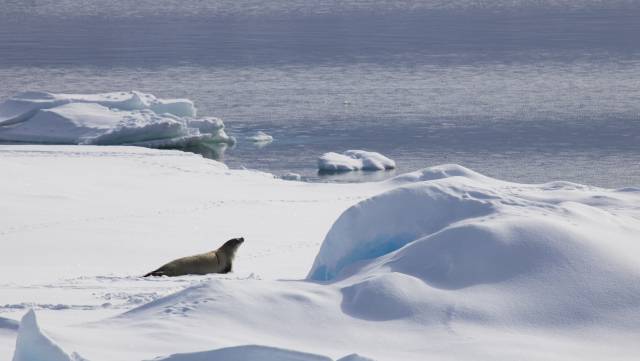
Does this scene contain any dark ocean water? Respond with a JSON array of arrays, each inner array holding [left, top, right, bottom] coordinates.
[[1, 0, 639, 186]]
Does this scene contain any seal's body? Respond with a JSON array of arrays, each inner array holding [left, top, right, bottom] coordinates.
[[143, 237, 244, 277]]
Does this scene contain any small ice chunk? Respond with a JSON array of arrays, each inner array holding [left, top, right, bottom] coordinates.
[[248, 131, 274, 143], [318, 150, 395, 172], [282, 172, 302, 181]]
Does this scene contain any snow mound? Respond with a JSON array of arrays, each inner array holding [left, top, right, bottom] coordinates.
[[308, 164, 640, 326], [156, 345, 331, 361], [12, 310, 85, 361], [308, 174, 494, 281], [388, 163, 489, 184], [0, 91, 234, 148], [155, 345, 374, 361], [317, 150, 395, 173], [336, 354, 376, 361], [248, 131, 274, 143], [0, 317, 19, 332]]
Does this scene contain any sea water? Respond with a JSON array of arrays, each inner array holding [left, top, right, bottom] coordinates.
[[1, 0, 638, 187]]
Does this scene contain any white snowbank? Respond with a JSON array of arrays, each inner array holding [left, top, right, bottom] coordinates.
[[308, 164, 640, 327], [248, 131, 274, 143], [0, 91, 234, 147], [0, 318, 19, 332], [388, 163, 489, 184], [157, 345, 331, 361], [156, 345, 375, 361], [336, 355, 375, 361], [317, 150, 395, 172], [12, 310, 84, 361]]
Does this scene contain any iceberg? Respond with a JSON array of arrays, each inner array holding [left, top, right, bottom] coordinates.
[[0, 91, 234, 148], [317, 150, 395, 173]]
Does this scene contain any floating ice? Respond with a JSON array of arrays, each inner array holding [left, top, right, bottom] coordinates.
[[248, 131, 274, 143], [281, 172, 302, 181], [317, 150, 395, 172], [0, 91, 234, 148]]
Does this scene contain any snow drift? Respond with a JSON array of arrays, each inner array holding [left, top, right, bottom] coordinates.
[[12, 310, 85, 361], [317, 150, 395, 172], [156, 345, 332, 361], [0, 91, 234, 147], [309, 164, 640, 327]]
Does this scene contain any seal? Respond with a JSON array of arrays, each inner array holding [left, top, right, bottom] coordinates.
[[143, 237, 244, 277]]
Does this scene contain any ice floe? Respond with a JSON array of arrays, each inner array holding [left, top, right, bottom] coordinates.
[[0, 91, 234, 148], [317, 150, 395, 172], [248, 131, 274, 143]]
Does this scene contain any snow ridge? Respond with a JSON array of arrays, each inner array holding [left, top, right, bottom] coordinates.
[[12, 309, 86, 361]]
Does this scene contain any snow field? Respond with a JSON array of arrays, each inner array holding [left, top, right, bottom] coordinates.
[[1, 146, 639, 360]]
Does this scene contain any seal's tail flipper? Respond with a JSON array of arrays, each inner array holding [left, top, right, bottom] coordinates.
[[143, 270, 164, 277]]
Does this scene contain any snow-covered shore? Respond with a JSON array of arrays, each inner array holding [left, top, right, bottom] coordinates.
[[1, 145, 640, 361]]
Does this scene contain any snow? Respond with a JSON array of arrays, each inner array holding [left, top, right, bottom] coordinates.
[[308, 163, 640, 330], [1, 146, 640, 361], [0, 318, 19, 332], [247, 131, 274, 143], [318, 150, 395, 172], [11, 310, 83, 361], [130, 344, 372, 361], [157, 345, 332, 361], [336, 355, 375, 361], [0, 92, 234, 147]]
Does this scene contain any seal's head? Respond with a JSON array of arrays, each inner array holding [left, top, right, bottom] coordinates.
[[220, 237, 244, 255]]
